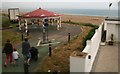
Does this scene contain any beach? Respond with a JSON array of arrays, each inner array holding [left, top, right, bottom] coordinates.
[[62, 14, 105, 25], [1, 10, 105, 25]]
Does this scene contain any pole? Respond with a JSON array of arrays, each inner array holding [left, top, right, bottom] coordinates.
[[68, 33, 71, 42], [21, 32, 24, 41], [43, 27, 46, 43], [109, 5, 110, 18], [24, 62, 29, 74], [46, 27, 48, 42], [49, 44, 52, 57], [27, 30, 29, 36]]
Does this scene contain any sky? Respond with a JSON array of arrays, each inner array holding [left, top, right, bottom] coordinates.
[[1, 0, 119, 2], [1, 0, 119, 10]]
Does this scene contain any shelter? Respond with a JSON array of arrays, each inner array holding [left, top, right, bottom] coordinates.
[[18, 8, 62, 31]]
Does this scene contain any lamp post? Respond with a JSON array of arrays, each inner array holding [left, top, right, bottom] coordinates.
[[108, 2, 112, 18]]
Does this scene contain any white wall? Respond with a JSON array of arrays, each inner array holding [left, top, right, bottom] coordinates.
[[105, 21, 120, 42], [70, 56, 85, 72], [70, 24, 102, 72]]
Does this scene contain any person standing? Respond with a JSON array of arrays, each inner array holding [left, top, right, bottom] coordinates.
[[3, 39, 13, 67], [12, 48, 19, 65], [22, 38, 31, 63]]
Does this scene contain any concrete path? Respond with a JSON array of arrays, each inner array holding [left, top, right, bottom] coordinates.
[[2, 24, 81, 72], [92, 43, 118, 72]]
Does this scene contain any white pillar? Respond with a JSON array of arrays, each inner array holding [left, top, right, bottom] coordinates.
[[51, 18, 54, 25], [42, 18, 45, 27], [59, 16, 61, 28], [57, 17, 61, 30], [57, 17, 59, 30], [18, 19, 21, 30], [104, 21, 107, 31], [24, 19, 28, 33]]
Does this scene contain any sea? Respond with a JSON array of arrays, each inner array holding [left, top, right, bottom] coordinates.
[[21, 8, 118, 17]]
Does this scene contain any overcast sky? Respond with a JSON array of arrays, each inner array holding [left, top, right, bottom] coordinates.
[[1, 0, 119, 10]]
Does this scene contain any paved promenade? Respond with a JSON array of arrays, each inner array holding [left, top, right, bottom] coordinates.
[[92, 43, 118, 72]]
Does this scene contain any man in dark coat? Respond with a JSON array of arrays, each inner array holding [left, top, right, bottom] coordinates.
[[3, 39, 13, 67], [22, 38, 30, 62]]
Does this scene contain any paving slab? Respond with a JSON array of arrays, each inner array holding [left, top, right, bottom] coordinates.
[[92, 43, 118, 72]]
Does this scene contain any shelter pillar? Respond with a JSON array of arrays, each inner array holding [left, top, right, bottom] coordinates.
[[51, 18, 54, 25], [57, 17, 60, 30], [24, 19, 28, 34], [18, 18, 21, 30], [59, 16, 62, 28]]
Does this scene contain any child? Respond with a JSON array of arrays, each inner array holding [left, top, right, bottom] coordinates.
[[26, 51, 31, 65], [12, 48, 19, 65]]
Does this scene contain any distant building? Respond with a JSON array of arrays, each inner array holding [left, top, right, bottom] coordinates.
[[104, 17, 120, 42]]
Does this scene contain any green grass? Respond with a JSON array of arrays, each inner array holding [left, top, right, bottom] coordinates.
[[2, 15, 11, 28], [62, 21, 99, 28], [2, 14, 19, 28], [2, 29, 21, 47]]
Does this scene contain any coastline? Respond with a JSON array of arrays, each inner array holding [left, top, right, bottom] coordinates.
[[1, 10, 105, 25], [62, 14, 105, 25]]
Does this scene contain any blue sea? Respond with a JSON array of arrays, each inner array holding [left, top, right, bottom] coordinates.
[[22, 8, 118, 17]]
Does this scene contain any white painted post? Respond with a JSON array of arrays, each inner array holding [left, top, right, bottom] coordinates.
[[57, 17, 60, 30], [25, 19, 28, 34], [104, 21, 107, 31], [51, 18, 54, 25], [18, 19, 21, 30], [59, 16, 62, 28]]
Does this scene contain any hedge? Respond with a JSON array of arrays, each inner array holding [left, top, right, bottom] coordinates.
[[82, 27, 98, 50], [62, 21, 99, 50]]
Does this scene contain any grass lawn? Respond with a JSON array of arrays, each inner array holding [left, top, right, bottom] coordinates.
[[2, 29, 21, 48]]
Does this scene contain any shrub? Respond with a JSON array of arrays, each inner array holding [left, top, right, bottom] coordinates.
[[62, 21, 99, 50], [2, 15, 11, 28], [81, 23, 99, 28], [82, 27, 98, 50]]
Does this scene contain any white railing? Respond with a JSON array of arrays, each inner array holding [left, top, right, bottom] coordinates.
[[70, 23, 103, 72]]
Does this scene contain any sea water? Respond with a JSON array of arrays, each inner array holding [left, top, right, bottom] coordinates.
[[47, 8, 118, 17], [20, 8, 118, 17]]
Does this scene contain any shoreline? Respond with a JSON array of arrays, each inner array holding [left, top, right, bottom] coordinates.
[[61, 13, 107, 17], [1, 10, 105, 25], [62, 14, 105, 25]]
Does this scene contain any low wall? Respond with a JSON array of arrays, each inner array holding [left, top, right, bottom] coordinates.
[[70, 24, 102, 72]]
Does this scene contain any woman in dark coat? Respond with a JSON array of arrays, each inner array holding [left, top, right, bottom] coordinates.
[[3, 39, 13, 67]]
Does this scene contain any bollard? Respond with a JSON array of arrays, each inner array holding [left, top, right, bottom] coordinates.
[[27, 30, 29, 36], [24, 62, 29, 74], [22, 33, 24, 41], [46, 27, 49, 41], [49, 44, 52, 57], [68, 33, 71, 42]]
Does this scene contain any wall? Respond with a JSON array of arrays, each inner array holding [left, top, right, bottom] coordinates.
[[105, 20, 120, 42], [70, 24, 102, 72], [70, 56, 85, 72]]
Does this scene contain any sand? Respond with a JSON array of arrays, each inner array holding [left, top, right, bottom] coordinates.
[[61, 14, 105, 25]]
